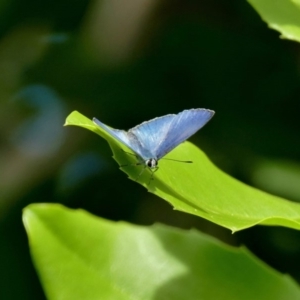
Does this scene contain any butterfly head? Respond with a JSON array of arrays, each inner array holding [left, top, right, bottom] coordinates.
[[145, 158, 158, 169]]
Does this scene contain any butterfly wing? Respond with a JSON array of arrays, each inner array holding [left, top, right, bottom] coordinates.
[[93, 118, 149, 159], [154, 109, 214, 158], [130, 109, 214, 159], [94, 108, 214, 161], [129, 114, 176, 159]]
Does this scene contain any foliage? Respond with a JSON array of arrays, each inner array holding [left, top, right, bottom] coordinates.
[[65, 111, 300, 232], [248, 0, 300, 42], [1, 0, 300, 299], [23, 204, 300, 300]]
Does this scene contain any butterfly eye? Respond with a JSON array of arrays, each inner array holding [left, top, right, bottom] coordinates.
[[146, 159, 158, 168]]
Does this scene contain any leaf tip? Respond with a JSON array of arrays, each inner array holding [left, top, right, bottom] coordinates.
[[64, 110, 80, 126], [22, 204, 38, 233]]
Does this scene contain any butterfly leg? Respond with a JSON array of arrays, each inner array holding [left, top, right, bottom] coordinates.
[[120, 162, 142, 167], [119, 149, 143, 168], [148, 167, 159, 185], [135, 165, 147, 181]]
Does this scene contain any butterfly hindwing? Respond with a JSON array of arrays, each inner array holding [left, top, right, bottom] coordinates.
[[93, 118, 154, 159]]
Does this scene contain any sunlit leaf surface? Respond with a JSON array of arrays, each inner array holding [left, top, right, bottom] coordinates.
[[23, 204, 300, 300], [248, 0, 300, 42]]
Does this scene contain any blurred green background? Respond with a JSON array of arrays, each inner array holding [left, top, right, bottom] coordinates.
[[1, 0, 300, 298]]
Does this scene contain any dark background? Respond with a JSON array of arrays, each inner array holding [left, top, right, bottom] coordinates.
[[1, 0, 300, 298]]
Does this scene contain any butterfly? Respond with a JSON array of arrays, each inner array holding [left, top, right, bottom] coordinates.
[[93, 108, 215, 180]]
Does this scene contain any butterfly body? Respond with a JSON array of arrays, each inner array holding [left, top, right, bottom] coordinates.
[[93, 108, 214, 173]]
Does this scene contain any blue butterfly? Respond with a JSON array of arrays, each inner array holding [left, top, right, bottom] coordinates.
[[93, 108, 214, 179]]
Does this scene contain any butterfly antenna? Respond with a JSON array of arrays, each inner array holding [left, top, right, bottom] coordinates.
[[160, 158, 193, 163], [135, 166, 147, 182]]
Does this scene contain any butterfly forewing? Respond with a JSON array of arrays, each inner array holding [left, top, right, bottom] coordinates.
[[153, 109, 214, 159]]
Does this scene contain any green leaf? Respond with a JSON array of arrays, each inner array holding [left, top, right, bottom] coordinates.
[[248, 0, 300, 43], [65, 111, 300, 231], [23, 203, 300, 300]]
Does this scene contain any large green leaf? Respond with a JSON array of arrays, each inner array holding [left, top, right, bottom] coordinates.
[[23, 204, 300, 300], [65, 111, 300, 231], [248, 0, 300, 43]]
